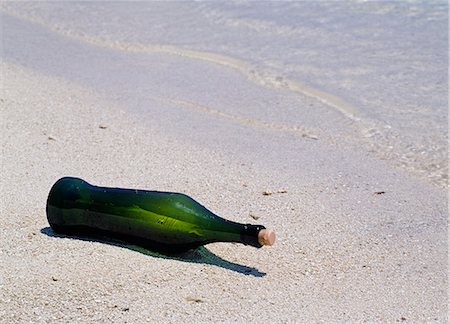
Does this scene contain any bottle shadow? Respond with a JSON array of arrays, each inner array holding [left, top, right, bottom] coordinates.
[[40, 227, 266, 277]]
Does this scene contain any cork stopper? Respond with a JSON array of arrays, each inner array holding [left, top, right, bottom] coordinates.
[[258, 229, 276, 246]]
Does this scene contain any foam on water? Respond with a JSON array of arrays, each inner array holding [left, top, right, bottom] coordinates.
[[1, 1, 447, 187]]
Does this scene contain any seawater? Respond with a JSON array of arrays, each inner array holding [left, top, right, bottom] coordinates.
[[1, 1, 447, 187]]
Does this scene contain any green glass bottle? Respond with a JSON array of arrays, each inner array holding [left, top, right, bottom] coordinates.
[[46, 177, 275, 252]]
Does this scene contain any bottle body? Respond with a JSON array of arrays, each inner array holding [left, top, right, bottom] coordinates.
[[46, 177, 268, 252]]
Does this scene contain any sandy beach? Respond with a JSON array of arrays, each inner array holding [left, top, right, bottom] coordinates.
[[1, 2, 448, 323]]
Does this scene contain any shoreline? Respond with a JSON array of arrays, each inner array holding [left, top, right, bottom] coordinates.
[[1, 4, 447, 189]]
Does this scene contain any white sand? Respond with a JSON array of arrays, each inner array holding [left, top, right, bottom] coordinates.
[[1, 4, 448, 323]]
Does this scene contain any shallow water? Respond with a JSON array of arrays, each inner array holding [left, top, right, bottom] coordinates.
[[1, 1, 447, 187]]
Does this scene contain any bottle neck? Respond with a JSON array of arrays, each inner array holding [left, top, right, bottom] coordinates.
[[239, 224, 266, 248]]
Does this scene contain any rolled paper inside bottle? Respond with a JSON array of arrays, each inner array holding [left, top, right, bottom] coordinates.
[[258, 229, 276, 246]]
